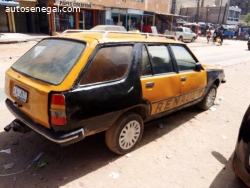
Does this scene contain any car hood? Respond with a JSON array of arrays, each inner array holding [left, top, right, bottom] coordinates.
[[202, 64, 222, 70]]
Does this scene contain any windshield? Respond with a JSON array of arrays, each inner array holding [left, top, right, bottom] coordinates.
[[11, 39, 86, 85]]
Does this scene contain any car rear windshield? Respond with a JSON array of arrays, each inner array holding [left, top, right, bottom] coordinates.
[[173, 28, 183, 32], [11, 39, 86, 85]]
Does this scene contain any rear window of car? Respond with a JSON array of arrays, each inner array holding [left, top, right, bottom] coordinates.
[[11, 39, 86, 85], [173, 28, 183, 32]]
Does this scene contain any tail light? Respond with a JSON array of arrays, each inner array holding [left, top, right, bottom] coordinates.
[[50, 94, 66, 126]]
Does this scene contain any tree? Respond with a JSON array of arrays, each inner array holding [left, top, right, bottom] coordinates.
[[245, 13, 250, 25]]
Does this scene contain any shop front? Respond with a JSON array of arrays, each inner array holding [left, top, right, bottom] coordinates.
[[106, 7, 154, 32], [0, 0, 19, 32], [155, 13, 190, 34], [50, 1, 105, 33]]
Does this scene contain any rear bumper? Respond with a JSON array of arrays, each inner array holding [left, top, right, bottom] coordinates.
[[5, 99, 85, 146]]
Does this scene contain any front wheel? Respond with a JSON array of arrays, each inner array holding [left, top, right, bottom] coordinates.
[[105, 113, 144, 155], [197, 84, 217, 110]]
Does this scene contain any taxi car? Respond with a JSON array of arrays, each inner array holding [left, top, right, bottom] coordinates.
[[232, 105, 250, 186], [4, 30, 226, 155]]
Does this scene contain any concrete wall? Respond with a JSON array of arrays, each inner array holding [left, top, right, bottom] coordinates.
[[175, 0, 230, 15], [180, 5, 229, 24]]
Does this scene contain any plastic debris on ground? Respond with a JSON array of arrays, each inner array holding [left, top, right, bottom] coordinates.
[[0, 149, 11, 154], [37, 161, 49, 168], [210, 107, 216, 111], [166, 155, 172, 159], [214, 96, 225, 105], [126, 153, 132, 158], [200, 129, 205, 132], [33, 152, 44, 163], [4, 163, 14, 169], [222, 135, 227, 139], [108, 172, 119, 179]]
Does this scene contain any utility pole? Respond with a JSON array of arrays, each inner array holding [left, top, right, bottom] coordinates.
[[217, 0, 222, 25], [196, 0, 200, 23], [206, 6, 209, 25], [222, 3, 228, 24]]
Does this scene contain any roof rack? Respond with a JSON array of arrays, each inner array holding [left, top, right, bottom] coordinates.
[[101, 31, 176, 40], [61, 29, 176, 41]]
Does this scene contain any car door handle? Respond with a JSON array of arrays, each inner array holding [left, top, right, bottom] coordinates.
[[181, 76, 186, 81], [146, 82, 154, 88]]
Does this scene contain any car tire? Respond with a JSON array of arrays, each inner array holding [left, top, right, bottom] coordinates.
[[191, 37, 195, 42], [178, 36, 183, 42], [248, 46, 250, 50], [197, 84, 217, 110], [105, 113, 144, 155]]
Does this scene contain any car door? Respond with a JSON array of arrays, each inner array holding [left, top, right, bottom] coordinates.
[[169, 44, 207, 105], [187, 28, 193, 40], [183, 28, 189, 40], [140, 44, 181, 116]]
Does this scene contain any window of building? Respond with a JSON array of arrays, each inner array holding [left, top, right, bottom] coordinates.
[[79, 10, 94, 30], [54, 11, 75, 32], [170, 45, 196, 71], [80, 45, 133, 85]]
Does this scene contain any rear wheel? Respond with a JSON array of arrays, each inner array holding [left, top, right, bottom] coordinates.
[[198, 84, 217, 110], [105, 113, 144, 155], [178, 36, 183, 42], [191, 37, 195, 42]]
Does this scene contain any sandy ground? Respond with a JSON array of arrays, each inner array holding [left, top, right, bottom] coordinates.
[[0, 39, 249, 188]]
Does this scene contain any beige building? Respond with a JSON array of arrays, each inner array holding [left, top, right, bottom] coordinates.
[[174, 0, 229, 15]]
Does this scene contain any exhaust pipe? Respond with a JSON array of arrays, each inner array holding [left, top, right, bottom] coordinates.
[[4, 121, 15, 132], [4, 120, 31, 133]]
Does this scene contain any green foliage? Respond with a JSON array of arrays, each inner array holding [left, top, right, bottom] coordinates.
[[245, 13, 250, 25]]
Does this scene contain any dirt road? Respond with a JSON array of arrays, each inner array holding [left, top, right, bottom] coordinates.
[[0, 39, 249, 188]]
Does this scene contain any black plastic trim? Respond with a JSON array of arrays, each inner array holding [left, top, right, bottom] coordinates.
[[5, 99, 85, 146]]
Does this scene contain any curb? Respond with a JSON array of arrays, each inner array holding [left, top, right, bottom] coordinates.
[[0, 37, 45, 44]]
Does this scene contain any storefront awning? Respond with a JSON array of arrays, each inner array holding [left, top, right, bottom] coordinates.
[[155, 12, 190, 19], [0, 1, 19, 6]]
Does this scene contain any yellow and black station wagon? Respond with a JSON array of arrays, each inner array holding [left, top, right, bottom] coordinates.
[[4, 31, 226, 154]]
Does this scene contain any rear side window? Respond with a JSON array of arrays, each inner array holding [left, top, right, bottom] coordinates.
[[147, 45, 173, 74], [170, 45, 196, 71], [140, 45, 152, 76], [80, 45, 132, 85], [11, 39, 85, 85], [173, 28, 182, 32]]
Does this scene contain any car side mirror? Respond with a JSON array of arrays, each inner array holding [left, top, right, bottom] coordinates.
[[195, 62, 202, 71]]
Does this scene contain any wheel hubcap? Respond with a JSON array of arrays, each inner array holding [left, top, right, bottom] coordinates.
[[206, 88, 216, 108], [119, 120, 141, 150]]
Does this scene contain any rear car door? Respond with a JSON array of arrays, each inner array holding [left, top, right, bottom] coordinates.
[[169, 44, 207, 103], [140, 44, 181, 116]]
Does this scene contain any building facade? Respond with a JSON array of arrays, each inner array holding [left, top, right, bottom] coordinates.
[[229, 0, 250, 15], [180, 5, 241, 25], [0, 0, 172, 34], [174, 0, 229, 15]]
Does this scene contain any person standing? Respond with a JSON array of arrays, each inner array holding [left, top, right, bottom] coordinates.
[[213, 29, 218, 44], [217, 30, 223, 45], [206, 29, 211, 43]]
